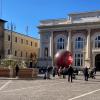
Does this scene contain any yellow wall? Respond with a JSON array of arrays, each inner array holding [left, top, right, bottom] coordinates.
[[4, 30, 40, 61]]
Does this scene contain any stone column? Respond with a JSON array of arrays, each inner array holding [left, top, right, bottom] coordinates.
[[49, 36, 52, 57], [40, 34, 42, 58], [51, 31, 54, 66], [86, 29, 91, 59], [67, 30, 71, 51], [85, 28, 91, 67]]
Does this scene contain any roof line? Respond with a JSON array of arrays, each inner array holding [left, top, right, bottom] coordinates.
[[4, 29, 40, 40], [69, 10, 100, 16]]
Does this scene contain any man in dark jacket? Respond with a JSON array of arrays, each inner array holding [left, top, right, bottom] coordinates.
[[83, 66, 89, 81], [67, 65, 74, 82], [15, 64, 19, 77]]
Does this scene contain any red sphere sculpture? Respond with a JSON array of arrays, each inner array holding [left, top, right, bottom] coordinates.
[[54, 50, 73, 68]]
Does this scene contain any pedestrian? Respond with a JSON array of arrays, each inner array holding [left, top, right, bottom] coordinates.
[[58, 66, 62, 78], [94, 66, 96, 74], [83, 66, 89, 81], [62, 67, 67, 79], [52, 67, 56, 78], [89, 69, 95, 79], [15, 64, 19, 77], [47, 65, 52, 79], [67, 65, 74, 82]]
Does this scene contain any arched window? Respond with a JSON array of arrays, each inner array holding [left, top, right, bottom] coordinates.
[[57, 37, 65, 50], [75, 37, 84, 49], [95, 36, 100, 48], [54, 34, 67, 52]]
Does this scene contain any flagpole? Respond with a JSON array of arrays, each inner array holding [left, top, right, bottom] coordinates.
[[0, 0, 2, 18], [10, 22, 13, 55], [26, 26, 29, 36]]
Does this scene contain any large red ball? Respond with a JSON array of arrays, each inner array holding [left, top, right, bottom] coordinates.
[[54, 50, 73, 68]]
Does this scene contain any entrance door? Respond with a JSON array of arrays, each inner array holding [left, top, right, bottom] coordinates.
[[95, 54, 100, 71]]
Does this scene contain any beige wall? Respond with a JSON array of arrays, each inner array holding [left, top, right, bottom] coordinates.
[[4, 30, 40, 61]]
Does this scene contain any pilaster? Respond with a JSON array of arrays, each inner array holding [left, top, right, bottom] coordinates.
[[67, 29, 71, 51], [40, 34, 42, 58], [51, 31, 54, 66], [85, 28, 91, 67]]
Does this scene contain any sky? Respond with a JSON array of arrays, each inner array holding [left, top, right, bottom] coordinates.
[[0, 0, 100, 39]]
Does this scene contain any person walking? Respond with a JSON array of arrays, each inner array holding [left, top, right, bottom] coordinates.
[[67, 65, 74, 82], [52, 67, 56, 78], [62, 67, 67, 79], [47, 65, 52, 79], [83, 66, 89, 81], [94, 66, 96, 74], [58, 66, 62, 78], [15, 64, 19, 77]]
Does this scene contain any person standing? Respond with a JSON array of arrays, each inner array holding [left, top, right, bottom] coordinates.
[[15, 64, 19, 77], [67, 65, 74, 82]]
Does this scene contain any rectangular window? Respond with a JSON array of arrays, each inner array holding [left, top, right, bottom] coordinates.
[[8, 49, 10, 54], [31, 42, 32, 46], [8, 35, 10, 41], [21, 39, 23, 44], [26, 40, 28, 45], [15, 50, 17, 56], [15, 37, 17, 42], [74, 53, 83, 67], [21, 51, 23, 57], [44, 47, 48, 57]]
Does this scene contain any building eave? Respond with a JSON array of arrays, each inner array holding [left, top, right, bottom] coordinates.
[[0, 19, 7, 23]]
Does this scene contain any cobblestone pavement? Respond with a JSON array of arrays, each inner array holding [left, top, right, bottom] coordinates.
[[0, 72, 100, 100]]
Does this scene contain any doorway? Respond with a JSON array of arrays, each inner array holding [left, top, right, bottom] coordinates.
[[95, 54, 100, 71]]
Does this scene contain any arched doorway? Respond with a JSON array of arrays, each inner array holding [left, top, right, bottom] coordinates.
[[95, 54, 100, 71]]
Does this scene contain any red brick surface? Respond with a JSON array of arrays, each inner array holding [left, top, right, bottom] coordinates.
[[0, 68, 10, 77]]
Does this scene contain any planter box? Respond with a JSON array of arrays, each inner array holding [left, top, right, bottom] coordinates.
[[0, 68, 10, 77], [0, 68, 39, 78], [18, 68, 39, 78]]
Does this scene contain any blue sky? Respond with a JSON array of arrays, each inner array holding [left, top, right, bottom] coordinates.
[[1, 0, 100, 39]]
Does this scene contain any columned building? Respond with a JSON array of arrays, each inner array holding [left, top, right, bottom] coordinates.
[[38, 11, 100, 71]]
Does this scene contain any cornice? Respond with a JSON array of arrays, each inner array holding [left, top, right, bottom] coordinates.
[[38, 21, 100, 31]]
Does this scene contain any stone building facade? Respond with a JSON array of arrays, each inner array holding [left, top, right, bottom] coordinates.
[[38, 11, 100, 71], [0, 19, 39, 67]]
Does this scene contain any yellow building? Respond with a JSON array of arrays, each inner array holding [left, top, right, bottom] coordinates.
[[0, 19, 39, 67]]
